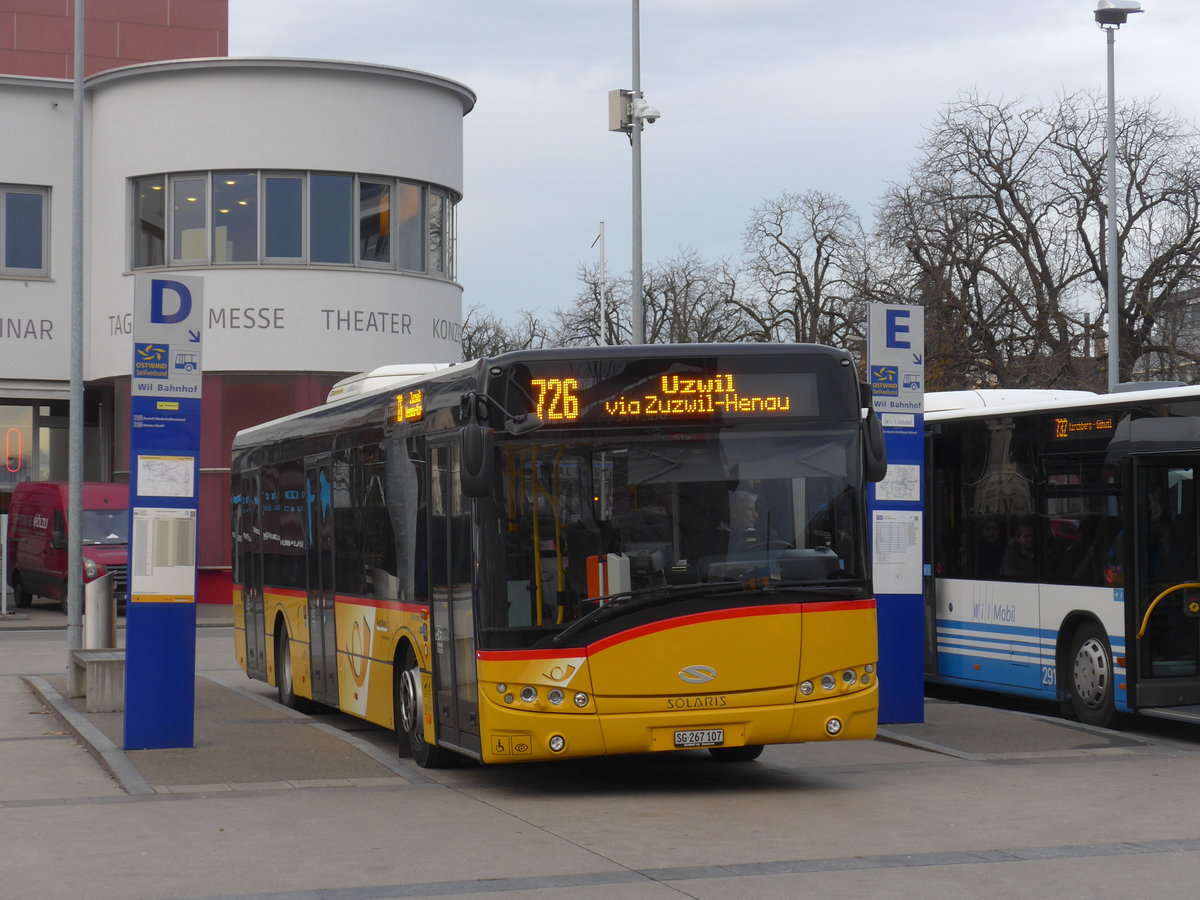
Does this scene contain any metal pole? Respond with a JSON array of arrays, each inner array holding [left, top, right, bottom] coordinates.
[[67, 0, 85, 692], [599, 221, 607, 344], [630, 0, 644, 344], [1105, 26, 1120, 392]]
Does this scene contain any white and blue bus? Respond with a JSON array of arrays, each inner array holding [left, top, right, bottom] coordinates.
[[925, 386, 1200, 727]]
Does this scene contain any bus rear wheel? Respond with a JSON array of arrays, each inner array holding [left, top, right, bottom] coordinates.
[[276, 627, 301, 710], [709, 744, 764, 762], [1066, 622, 1115, 728], [396, 646, 455, 769]]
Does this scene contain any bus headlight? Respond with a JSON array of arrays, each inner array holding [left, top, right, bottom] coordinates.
[[826, 718, 843, 736], [520, 686, 537, 703], [842, 670, 856, 685], [799, 680, 814, 696], [548, 735, 566, 753], [573, 692, 589, 708], [548, 689, 565, 705], [821, 674, 836, 692]]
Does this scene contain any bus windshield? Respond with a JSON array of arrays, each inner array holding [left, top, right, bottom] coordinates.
[[487, 427, 863, 647]]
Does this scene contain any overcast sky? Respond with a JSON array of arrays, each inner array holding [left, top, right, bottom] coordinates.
[[229, 0, 1200, 322]]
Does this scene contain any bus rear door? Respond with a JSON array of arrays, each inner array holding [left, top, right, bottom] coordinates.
[[240, 471, 267, 680], [305, 456, 339, 706]]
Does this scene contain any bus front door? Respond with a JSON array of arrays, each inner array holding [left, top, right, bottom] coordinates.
[[1131, 459, 1200, 712], [428, 442, 480, 756], [305, 457, 339, 706]]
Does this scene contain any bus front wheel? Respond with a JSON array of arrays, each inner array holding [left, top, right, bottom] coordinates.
[[1066, 622, 1115, 728], [396, 646, 455, 769]]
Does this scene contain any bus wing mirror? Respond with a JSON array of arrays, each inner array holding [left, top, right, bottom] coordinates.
[[864, 408, 888, 483], [461, 422, 495, 498]]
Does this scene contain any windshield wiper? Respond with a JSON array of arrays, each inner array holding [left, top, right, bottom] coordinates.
[[551, 581, 754, 647]]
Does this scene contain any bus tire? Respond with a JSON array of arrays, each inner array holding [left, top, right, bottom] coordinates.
[[1066, 621, 1115, 728], [11, 575, 32, 609], [396, 645, 455, 769], [708, 744, 764, 762], [276, 626, 302, 710]]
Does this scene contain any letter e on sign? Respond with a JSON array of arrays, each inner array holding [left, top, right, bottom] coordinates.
[[886, 309, 911, 349]]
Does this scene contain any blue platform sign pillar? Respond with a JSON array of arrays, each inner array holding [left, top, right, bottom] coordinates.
[[867, 302, 925, 724], [124, 274, 203, 750]]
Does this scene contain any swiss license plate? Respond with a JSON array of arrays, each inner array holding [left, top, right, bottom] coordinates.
[[674, 728, 724, 748]]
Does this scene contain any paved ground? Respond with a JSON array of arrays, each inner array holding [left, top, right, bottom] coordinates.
[[3, 600, 1199, 900]]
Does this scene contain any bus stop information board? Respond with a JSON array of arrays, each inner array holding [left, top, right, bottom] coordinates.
[[868, 303, 925, 724], [124, 275, 203, 750]]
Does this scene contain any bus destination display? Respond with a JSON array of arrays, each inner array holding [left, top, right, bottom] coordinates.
[[529, 370, 817, 425], [1051, 413, 1115, 441]]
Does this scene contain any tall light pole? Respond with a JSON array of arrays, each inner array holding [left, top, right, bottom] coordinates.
[[608, 1, 660, 345], [591, 221, 607, 344], [1096, 0, 1142, 392]]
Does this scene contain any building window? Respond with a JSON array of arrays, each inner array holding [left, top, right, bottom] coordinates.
[[428, 189, 445, 277], [172, 174, 208, 263], [1, 185, 49, 276], [213, 172, 258, 263], [359, 180, 391, 265], [396, 182, 424, 272], [133, 177, 165, 267], [310, 173, 354, 265], [264, 175, 303, 260], [130, 171, 457, 280]]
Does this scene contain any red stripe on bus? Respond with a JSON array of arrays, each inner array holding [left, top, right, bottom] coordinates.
[[333, 596, 427, 614], [475, 600, 873, 660]]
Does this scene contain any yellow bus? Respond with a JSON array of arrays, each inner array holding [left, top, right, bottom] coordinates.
[[231, 344, 887, 766]]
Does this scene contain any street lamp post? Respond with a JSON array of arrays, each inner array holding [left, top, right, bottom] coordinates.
[[608, 1, 660, 345], [1095, 0, 1142, 392]]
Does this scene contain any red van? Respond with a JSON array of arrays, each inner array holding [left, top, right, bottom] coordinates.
[[5, 482, 128, 614]]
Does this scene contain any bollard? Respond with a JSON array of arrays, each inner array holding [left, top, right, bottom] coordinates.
[[84, 572, 117, 649]]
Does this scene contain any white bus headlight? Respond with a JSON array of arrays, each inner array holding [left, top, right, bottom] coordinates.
[[573, 692, 589, 708], [548, 689, 565, 705]]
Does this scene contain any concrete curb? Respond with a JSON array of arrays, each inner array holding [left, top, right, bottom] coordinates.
[[23, 675, 157, 797]]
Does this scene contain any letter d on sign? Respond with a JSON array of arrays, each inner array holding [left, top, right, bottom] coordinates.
[[151, 279, 193, 325]]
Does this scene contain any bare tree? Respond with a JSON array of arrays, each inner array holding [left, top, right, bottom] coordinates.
[[549, 264, 629, 347], [1046, 92, 1200, 379], [878, 91, 1200, 389], [739, 190, 868, 349], [460, 304, 548, 360], [641, 251, 754, 344], [551, 253, 754, 347]]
